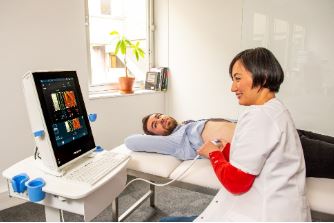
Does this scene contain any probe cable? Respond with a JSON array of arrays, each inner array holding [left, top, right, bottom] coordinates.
[[124, 155, 200, 188]]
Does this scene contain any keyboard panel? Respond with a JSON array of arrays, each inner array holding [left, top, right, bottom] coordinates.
[[63, 151, 129, 185]]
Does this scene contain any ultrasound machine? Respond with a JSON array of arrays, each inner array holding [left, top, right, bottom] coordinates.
[[22, 71, 129, 185]]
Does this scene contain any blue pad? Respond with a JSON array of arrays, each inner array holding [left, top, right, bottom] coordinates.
[[160, 216, 197, 222]]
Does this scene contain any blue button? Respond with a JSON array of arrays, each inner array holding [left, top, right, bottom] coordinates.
[[95, 146, 104, 152], [33, 130, 44, 138], [88, 113, 97, 122]]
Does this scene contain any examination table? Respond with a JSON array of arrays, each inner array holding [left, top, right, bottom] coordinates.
[[113, 144, 334, 220]]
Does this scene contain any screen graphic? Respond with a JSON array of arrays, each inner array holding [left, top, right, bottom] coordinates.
[[40, 78, 88, 147], [32, 71, 95, 168]]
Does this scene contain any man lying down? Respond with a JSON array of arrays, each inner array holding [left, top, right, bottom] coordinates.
[[125, 113, 236, 160], [124, 113, 334, 178]]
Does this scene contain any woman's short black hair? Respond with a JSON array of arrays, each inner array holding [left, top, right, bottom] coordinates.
[[229, 47, 284, 92]]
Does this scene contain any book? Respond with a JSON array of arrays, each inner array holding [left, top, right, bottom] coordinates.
[[145, 72, 160, 90], [148, 67, 169, 91], [161, 67, 169, 91], [156, 72, 161, 90]]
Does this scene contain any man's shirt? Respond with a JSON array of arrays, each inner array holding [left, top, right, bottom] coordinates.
[[124, 120, 207, 160]]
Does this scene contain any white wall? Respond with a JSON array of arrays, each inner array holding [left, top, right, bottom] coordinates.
[[155, 0, 334, 135], [0, 0, 164, 210], [242, 0, 334, 135], [155, 0, 243, 121]]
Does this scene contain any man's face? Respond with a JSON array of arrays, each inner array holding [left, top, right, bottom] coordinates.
[[147, 113, 178, 136]]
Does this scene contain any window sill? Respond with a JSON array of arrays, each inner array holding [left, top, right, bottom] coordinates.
[[89, 88, 165, 100]]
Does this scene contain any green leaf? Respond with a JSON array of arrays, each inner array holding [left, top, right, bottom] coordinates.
[[120, 41, 126, 55], [115, 41, 121, 55], [110, 30, 145, 62], [135, 50, 139, 61], [138, 48, 145, 57], [109, 30, 119, 36], [125, 39, 132, 47]]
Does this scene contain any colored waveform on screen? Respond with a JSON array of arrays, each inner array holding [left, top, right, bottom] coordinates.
[[51, 91, 77, 111], [64, 117, 82, 133]]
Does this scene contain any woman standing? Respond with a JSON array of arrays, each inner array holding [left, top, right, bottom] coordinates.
[[197, 47, 311, 221]]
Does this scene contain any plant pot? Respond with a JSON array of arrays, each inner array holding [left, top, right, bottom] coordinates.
[[118, 76, 135, 94]]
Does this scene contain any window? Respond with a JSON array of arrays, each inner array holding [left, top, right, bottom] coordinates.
[[86, 0, 153, 91]]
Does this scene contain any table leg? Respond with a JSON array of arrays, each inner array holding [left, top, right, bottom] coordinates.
[[45, 206, 61, 222], [112, 197, 119, 222], [150, 183, 155, 207]]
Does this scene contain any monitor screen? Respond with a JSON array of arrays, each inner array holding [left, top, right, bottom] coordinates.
[[33, 71, 95, 168]]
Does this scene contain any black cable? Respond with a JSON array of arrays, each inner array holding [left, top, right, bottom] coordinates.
[[34, 146, 41, 160]]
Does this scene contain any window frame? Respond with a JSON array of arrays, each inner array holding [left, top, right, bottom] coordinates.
[[84, 0, 154, 94]]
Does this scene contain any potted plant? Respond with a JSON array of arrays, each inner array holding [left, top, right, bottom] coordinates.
[[109, 30, 145, 94]]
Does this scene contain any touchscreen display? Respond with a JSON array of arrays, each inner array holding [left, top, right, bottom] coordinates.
[[33, 71, 95, 167], [40, 78, 88, 146]]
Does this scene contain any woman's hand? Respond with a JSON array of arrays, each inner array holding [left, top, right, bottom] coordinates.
[[197, 141, 220, 158], [197, 139, 229, 158]]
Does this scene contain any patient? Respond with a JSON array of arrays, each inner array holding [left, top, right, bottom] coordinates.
[[125, 113, 334, 178], [125, 113, 236, 160]]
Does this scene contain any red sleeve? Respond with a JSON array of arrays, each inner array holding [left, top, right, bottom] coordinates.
[[209, 143, 256, 194], [222, 142, 230, 162]]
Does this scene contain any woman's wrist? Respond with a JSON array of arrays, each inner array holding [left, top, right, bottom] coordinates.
[[209, 150, 223, 159]]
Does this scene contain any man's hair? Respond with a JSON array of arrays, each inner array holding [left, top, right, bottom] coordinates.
[[229, 47, 284, 92], [142, 113, 155, 135]]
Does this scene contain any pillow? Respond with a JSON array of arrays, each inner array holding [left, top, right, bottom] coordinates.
[[299, 130, 334, 178]]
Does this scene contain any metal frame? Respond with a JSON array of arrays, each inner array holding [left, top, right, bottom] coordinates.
[[113, 169, 218, 221]]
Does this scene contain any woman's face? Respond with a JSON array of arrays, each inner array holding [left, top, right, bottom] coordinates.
[[230, 60, 262, 106]]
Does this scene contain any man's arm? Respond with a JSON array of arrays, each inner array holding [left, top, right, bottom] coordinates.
[[124, 134, 180, 156]]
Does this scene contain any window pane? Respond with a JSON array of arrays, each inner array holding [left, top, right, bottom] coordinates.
[[87, 0, 149, 87]]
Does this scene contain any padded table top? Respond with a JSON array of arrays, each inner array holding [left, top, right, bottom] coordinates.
[[112, 144, 182, 178]]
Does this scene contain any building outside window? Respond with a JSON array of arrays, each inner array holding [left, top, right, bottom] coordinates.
[[86, 0, 152, 92]]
